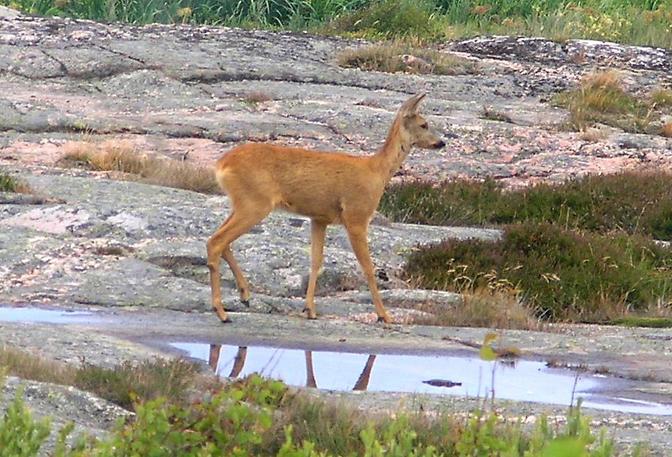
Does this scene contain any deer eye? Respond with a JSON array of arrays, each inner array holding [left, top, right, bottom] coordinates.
[[420, 123, 428, 129]]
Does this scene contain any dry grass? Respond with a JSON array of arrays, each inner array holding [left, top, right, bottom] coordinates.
[[554, 70, 671, 135], [0, 345, 76, 385], [0, 344, 200, 410], [242, 91, 272, 105], [651, 88, 672, 108], [337, 42, 477, 76], [557, 70, 639, 131], [578, 127, 609, 142], [481, 106, 514, 124], [58, 140, 219, 194], [662, 121, 672, 138], [405, 289, 541, 330]]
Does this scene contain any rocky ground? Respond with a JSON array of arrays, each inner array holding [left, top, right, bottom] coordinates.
[[1, 5, 671, 455]]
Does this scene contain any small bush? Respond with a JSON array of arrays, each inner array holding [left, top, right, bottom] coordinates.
[[0, 388, 51, 457], [404, 223, 672, 320], [380, 172, 672, 241], [338, 42, 476, 75], [58, 141, 219, 194]]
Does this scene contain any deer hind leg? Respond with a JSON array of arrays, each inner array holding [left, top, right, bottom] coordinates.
[[222, 245, 251, 305], [304, 220, 327, 319], [343, 220, 392, 324], [207, 204, 272, 322], [214, 213, 251, 305]]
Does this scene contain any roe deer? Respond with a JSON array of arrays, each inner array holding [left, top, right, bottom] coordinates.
[[207, 93, 444, 324]]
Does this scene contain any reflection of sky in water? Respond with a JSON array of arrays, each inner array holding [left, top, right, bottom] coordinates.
[[0, 307, 95, 324], [171, 342, 672, 416]]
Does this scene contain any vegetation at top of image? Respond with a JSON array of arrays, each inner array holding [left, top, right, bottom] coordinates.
[[403, 222, 672, 321], [337, 42, 477, 75], [3, 0, 672, 48], [0, 367, 641, 457], [326, 0, 442, 40], [380, 171, 672, 241], [57, 140, 219, 194], [553, 71, 672, 134]]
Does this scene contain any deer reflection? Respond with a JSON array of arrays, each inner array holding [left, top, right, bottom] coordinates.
[[305, 350, 317, 388], [209, 344, 247, 377], [208, 344, 377, 391]]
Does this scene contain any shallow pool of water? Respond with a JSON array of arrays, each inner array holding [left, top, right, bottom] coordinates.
[[171, 342, 672, 416], [0, 306, 96, 324]]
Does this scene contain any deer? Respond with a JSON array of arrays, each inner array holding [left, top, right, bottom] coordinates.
[[206, 93, 444, 324]]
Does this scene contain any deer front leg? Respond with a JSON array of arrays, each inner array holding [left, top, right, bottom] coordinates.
[[344, 222, 392, 324], [304, 220, 327, 319]]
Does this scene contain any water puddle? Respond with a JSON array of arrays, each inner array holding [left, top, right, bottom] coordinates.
[[171, 342, 672, 416], [0, 306, 97, 324]]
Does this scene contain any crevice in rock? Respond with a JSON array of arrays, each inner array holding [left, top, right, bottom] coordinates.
[[145, 255, 211, 285]]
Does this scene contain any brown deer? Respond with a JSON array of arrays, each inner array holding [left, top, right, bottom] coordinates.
[[207, 93, 444, 324]]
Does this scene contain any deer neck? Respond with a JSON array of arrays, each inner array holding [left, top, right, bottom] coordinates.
[[373, 119, 412, 183]]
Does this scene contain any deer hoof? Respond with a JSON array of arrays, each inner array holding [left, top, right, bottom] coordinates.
[[302, 307, 317, 319], [377, 315, 392, 324], [220, 317, 232, 324]]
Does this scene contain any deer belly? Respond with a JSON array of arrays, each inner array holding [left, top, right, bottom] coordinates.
[[278, 195, 341, 221]]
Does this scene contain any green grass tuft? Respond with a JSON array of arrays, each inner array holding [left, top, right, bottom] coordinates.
[[553, 70, 658, 133]]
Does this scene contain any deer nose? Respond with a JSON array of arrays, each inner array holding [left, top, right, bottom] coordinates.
[[434, 140, 446, 148]]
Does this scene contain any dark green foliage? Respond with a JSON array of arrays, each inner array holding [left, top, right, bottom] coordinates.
[[380, 173, 672, 240], [73, 358, 199, 410], [0, 388, 51, 457], [404, 223, 672, 320]]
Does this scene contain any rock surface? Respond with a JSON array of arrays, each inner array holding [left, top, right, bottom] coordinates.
[[1, 9, 672, 455]]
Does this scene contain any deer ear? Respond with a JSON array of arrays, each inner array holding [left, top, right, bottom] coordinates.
[[400, 93, 426, 116]]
